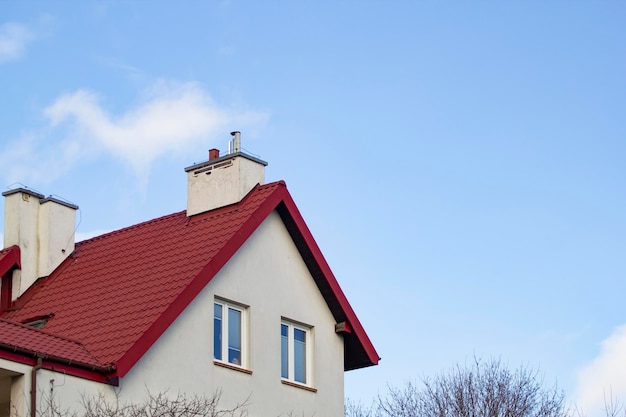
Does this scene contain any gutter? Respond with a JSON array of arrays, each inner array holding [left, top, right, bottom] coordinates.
[[31, 356, 42, 417], [0, 342, 115, 375]]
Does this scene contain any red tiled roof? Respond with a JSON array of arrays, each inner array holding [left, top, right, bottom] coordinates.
[[0, 318, 105, 369], [0, 181, 378, 380]]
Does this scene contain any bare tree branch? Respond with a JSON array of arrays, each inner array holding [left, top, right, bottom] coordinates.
[[346, 358, 570, 417], [36, 389, 249, 417]]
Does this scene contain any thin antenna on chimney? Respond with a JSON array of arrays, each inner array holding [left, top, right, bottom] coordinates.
[[230, 131, 241, 154]]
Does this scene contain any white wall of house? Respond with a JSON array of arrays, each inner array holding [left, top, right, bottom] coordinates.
[[39, 210, 345, 417], [34, 369, 117, 416]]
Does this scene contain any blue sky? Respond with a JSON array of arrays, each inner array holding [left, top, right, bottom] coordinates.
[[1, 1, 625, 414]]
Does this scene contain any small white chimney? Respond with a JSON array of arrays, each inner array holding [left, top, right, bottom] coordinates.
[[2, 188, 78, 299], [185, 131, 267, 216]]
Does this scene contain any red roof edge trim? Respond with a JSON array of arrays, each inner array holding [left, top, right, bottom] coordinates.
[[0, 245, 21, 275], [0, 349, 37, 366], [115, 185, 287, 377], [44, 362, 116, 385], [278, 192, 380, 369], [0, 350, 115, 385]]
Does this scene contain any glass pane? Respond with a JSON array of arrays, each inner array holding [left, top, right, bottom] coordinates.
[[213, 304, 222, 360], [294, 328, 306, 343], [228, 308, 241, 365], [294, 328, 306, 383], [281, 324, 288, 378]]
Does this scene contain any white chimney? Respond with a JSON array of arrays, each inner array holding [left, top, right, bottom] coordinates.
[[185, 132, 267, 216], [2, 188, 78, 299]]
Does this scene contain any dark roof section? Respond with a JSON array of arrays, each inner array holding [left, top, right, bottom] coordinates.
[[0, 181, 378, 380]]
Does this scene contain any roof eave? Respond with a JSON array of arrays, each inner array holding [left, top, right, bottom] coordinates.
[[0, 346, 116, 384], [275, 193, 380, 370]]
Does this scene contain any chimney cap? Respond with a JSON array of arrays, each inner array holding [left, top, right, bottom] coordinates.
[[184, 152, 268, 173], [2, 187, 45, 199], [185, 131, 267, 172], [40, 196, 79, 210], [2, 188, 78, 210]]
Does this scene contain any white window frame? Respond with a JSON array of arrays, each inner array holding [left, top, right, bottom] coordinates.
[[281, 319, 313, 386], [214, 299, 248, 369]]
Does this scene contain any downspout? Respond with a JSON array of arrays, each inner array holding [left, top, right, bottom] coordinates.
[[31, 356, 42, 417]]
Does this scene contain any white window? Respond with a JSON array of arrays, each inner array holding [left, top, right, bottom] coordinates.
[[281, 320, 312, 385], [214, 300, 247, 367]]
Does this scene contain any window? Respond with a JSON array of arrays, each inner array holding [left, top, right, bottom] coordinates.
[[214, 300, 247, 367], [281, 320, 311, 385]]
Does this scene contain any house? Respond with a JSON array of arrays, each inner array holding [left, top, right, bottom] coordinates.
[[0, 132, 379, 417]]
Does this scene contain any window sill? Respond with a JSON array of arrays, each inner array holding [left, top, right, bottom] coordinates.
[[213, 360, 252, 375], [281, 379, 317, 393]]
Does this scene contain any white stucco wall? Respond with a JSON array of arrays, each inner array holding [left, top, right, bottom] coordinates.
[[34, 370, 117, 417], [38, 210, 345, 417]]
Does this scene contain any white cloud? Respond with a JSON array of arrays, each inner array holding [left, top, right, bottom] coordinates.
[[575, 324, 626, 416], [0, 81, 269, 186], [46, 81, 268, 176], [0, 22, 35, 63]]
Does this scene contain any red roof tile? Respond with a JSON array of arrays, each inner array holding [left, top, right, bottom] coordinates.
[[0, 181, 378, 379]]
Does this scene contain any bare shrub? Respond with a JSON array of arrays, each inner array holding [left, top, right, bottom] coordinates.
[[347, 358, 569, 417], [37, 390, 248, 417]]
